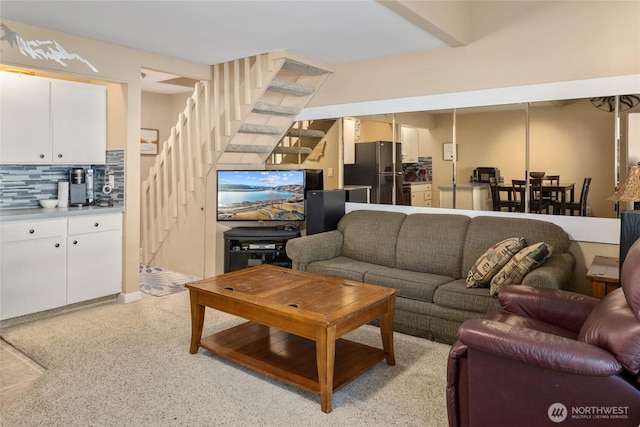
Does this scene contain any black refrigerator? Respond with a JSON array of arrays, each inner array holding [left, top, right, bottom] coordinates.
[[344, 141, 404, 205]]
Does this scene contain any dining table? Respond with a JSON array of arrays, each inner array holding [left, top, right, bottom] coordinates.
[[497, 182, 575, 214]]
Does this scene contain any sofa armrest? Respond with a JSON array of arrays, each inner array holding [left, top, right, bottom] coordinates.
[[285, 230, 343, 271], [521, 253, 575, 290], [458, 319, 623, 376], [498, 285, 598, 333]]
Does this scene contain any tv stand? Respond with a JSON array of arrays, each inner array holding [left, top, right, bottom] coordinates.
[[223, 227, 301, 273]]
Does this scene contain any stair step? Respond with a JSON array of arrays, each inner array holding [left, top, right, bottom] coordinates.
[[272, 146, 313, 155], [285, 128, 325, 138], [268, 79, 315, 97], [282, 59, 329, 76], [225, 144, 274, 153], [253, 102, 301, 117], [238, 123, 287, 135]]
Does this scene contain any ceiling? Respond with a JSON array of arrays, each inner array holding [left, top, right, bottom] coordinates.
[[1, 0, 447, 94]]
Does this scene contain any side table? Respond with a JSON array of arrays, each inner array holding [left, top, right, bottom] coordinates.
[[586, 256, 620, 299]]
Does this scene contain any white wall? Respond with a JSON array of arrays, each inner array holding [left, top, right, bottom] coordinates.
[[307, 2, 639, 113]]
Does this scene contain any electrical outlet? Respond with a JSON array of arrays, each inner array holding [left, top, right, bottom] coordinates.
[[328, 167, 334, 177]]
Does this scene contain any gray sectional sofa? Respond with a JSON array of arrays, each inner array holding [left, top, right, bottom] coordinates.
[[285, 209, 576, 344]]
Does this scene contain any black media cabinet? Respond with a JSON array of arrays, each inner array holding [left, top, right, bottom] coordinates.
[[223, 227, 301, 273]]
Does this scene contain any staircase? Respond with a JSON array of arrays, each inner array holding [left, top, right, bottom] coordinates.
[[268, 119, 337, 166], [214, 52, 333, 166], [141, 51, 333, 265]]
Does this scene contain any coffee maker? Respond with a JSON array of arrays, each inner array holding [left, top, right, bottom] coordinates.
[[69, 168, 89, 206]]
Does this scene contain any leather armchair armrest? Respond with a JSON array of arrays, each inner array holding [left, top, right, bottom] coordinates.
[[459, 318, 622, 376], [498, 285, 599, 333], [285, 230, 343, 271]]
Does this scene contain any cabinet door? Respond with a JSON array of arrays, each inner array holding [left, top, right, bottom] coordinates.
[[51, 79, 107, 164], [67, 229, 121, 304], [411, 190, 424, 207], [0, 237, 67, 320], [0, 72, 51, 164], [401, 126, 419, 163]]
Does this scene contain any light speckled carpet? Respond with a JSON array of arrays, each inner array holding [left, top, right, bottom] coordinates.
[[0, 291, 450, 426]]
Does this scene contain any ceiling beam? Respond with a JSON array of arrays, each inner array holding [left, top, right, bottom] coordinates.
[[378, 0, 468, 47]]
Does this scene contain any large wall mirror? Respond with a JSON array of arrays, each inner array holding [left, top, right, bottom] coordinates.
[[350, 96, 640, 219]]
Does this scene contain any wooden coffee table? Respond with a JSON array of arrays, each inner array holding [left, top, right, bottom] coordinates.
[[186, 264, 399, 413]]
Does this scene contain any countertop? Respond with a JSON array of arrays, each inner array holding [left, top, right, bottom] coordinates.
[[437, 183, 489, 190], [344, 185, 372, 190], [0, 205, 124, 222], [403, 181, 432, 186]]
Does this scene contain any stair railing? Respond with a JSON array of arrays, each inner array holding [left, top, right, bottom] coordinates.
[[141, 53, 282, 264], [141, 80, 209, 264]]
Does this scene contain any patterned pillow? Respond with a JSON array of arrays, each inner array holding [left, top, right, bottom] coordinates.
[[466, 237, 526, 288], [490, 242, 554, 296]]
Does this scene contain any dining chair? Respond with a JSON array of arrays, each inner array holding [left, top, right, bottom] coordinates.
[[566, 177, 592, 216], [489, 177, 516, 212], [513, 179, 551, 214], [542, 175, 561, 213], [511, 179, 527, 212]]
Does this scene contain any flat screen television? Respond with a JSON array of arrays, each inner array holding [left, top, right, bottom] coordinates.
[[217, 170, 305, 221]]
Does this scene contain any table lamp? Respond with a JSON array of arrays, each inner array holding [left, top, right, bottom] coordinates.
[[609, 164, 640, 266]]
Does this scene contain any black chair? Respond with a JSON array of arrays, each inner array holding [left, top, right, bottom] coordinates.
[[512, 179, 551, 214], [541, 175, 560, 207], [566, 177, 592, 216], [489, 177, 517, 211]]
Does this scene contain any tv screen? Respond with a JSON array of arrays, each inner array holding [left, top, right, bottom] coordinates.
[[217, 170, 305, 221]]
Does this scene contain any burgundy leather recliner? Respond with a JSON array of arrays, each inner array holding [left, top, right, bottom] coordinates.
[[446, 238, 640, 427]]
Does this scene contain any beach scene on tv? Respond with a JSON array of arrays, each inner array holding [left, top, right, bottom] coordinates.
[[217, 170, 305, 221]]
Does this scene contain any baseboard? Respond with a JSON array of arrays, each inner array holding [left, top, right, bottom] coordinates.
[[117, 291, 142, 304]]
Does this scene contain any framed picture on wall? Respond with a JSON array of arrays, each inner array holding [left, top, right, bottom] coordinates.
[[443, 142, 458, 161], [141, 128, 159, 155]]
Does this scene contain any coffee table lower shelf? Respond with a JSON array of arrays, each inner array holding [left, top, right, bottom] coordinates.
[[200, 321, 387, 396]]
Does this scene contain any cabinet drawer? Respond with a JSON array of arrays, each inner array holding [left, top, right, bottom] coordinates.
[[1, 219, 67, 242], [68, 214, 122, 235], [424, 190, 432, 201]]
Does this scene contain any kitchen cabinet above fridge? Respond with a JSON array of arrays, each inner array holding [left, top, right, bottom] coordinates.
[[0, 71, 107, 165]]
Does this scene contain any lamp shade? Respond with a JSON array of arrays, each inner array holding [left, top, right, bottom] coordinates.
[[609, 165, 640, 202]]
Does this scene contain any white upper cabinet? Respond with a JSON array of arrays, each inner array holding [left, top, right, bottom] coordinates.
[[401, 126, 419, 164], [51, 79, 107, 164], [0, 72, 107, 165], [0, 72, 52, 163]]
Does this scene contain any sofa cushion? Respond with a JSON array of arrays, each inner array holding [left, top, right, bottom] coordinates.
[[338, 210, 406, 268], [364, 267, 452, 303], [306, 256, 376, 282], [395, 213, 470, 278], [578, 289, 640, 373], [489, 242, 553, 296], [462, 216, 569, 278], [433, 280, 502, 314], [466, 237, 526, 288]]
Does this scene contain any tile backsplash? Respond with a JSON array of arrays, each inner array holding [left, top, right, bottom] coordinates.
[[0, 150, 125, 210], [403, 156, 433, 182]]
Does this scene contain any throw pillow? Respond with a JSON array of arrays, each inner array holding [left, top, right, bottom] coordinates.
[[466, 237, 526, 288], [489, 242, 554, 296]]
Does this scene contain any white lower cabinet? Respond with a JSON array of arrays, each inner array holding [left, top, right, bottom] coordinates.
[[409, 183, 432, 207], [0, 219, 67, 320], [67, 215, 122, 304], [0, 213, 122, 320]]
